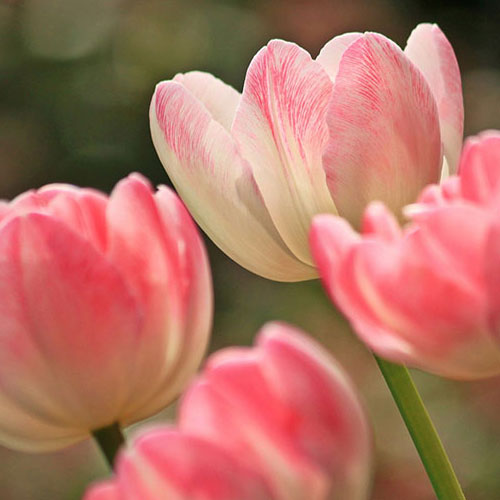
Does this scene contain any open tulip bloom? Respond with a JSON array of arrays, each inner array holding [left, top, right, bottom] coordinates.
[[0, 174, 212, 452], [150, 23, 463, 281], [311, 131, 500, 379], [85, 323, 372, 500]]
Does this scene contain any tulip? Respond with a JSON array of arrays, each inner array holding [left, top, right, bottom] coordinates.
[[84, 428, 275, 500], [0, 174, 212, 452], [310, 131, 500, 379], [180, 322, 372, 500], [150, 23, 463, 281], [84, 322, 371, 500]]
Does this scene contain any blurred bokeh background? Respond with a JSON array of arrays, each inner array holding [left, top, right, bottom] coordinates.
[[1, 0, 499, 498]]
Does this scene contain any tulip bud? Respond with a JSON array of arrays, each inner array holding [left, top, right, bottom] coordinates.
[[0, 174, 212, 452], [84, 428, 275, 500], [311, 131, 500, 379], [84, 323, 372, 500], [180, 322, 372, 500], [150, 23, 462, 281]]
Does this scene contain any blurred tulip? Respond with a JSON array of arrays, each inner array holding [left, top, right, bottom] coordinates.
[[84, 322, 371, 500], [150, 23, 462, 281], [180, 322, 372, 500], [84, 428, 275, 500], [310, 131, 500, 379], [0, 174, 212, 452]]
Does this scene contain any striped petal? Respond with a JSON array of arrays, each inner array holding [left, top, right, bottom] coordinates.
[[172, 71, 240, 131], [151, 77, 315, 281], [316, 33, 362, 81], [405, 23, 464, 173], [323, 33, 442, 226], [232, 40, 337, 265]]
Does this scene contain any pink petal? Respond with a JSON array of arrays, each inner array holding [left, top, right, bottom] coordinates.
[[459, 130, 500, 205], [232, 40, 337, 265], [129, 185, 213, 422], [257, 323, 372, 500], [316, 32, 362, 81], [180, 353, 328, 500], [361, 202, 401, 242], [180, 323, 372, 500], [84, 428, 275, 500], [404, 176, 462, 219], [324, 33, 442, 226], [0, 213, 143, 445], [151, 79, 315, 281], [309, 214, 360, 304], [1, 185, 108, 251], [485, 220, 500, 340], [105, 174, 212, 424], [332, 206, 500, 378], [405, 23, 464, 173], [84, 483, 120, 500]]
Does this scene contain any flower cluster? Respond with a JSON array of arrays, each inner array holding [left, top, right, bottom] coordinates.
[[0, 17, 498, 500]]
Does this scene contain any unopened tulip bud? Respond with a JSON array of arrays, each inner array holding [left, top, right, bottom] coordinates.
[[0, 174, 212, 452]]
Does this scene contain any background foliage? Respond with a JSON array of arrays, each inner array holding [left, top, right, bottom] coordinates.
[[0, 0, 499, 498]]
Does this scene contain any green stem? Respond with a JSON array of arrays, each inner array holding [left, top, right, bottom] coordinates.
[[374, 355, 466, 500], [92, 422, 125, 469]]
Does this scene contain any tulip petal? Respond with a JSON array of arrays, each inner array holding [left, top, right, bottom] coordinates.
[[232, 40, 337, 264], [181, 353, 327, 500], [129, 185, 213, 422], [459, 130, 500, 205], [181, 323, 372, 500], [0, 391, 83, 452], [0, 213, 143, 440], [151, 79, 315, 281], [84, 428, 275, 500], [361, 201, 402, 242], [106, 175, 212, 423], [316, 33, 362, 81], [485, 220, 500, 339], [84, 483, 119, 500], [2, 185, 108, 251], [173, 71, 240, 131], [257, 323, 372, 500], [309, 213, 361, 309], [319, 206, 500, 378], [405, 23, 464, 173], [324, 33, 441, 225]]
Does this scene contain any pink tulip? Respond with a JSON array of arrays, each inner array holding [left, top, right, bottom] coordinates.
[[84, 428, 275, 500], [180, 322, 372, 500], [310, 131, 500, 379], [0, 174, 212, 452], [84, 322, 371, 500], [150, 23, 463, 281]]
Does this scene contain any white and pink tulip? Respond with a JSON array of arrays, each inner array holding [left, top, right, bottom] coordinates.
[[150, 23, 463, 281]]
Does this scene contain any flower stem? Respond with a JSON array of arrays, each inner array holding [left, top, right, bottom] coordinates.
[[374, 355, 466, 500], [92, 422, 125, 469]]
